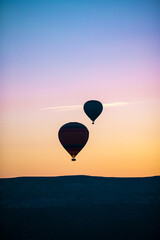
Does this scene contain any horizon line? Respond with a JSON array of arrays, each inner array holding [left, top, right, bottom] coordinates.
[[1, 174, 160, 180]]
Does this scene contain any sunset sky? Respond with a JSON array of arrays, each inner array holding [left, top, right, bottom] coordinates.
[[1, 0, 160, 178]]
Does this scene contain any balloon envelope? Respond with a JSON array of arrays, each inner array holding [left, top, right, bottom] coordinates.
[[84, 100, 103, 124], [58, 122, 89, 161]]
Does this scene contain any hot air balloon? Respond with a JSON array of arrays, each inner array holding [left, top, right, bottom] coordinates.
[[58, 122, 89, 161], [83, 100, 103, 124]]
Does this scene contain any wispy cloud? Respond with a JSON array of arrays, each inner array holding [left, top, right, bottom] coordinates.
[[103, 102, 129, 107], [40, 101, 130, 111], [41, 100, 154, 111], [40, 105, 82, 111]]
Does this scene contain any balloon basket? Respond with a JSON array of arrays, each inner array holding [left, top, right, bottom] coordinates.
[[72, 158, 76, 161]]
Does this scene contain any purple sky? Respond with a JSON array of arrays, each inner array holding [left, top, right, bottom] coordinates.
[[1, 0, 160, 177]]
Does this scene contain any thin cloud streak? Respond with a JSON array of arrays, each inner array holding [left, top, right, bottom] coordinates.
[[40, 102, 130, 111], [40, 100, 154, 111], [40, 105, 82, 111]]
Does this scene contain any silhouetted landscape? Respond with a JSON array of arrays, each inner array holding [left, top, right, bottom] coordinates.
[[0, 175, 160, 240]]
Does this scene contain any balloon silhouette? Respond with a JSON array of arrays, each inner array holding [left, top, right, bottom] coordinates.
[[84, 100, 103, 124], [58, 122, 89, 161]]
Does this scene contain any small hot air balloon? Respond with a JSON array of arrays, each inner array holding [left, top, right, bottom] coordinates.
[[84, 100, 103, 124], [58, 122, 89, 161]]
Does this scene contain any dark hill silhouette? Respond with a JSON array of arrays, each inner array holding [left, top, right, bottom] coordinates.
[[0, 175, 160, 240]]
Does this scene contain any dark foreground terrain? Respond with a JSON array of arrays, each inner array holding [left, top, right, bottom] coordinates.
[[0, 175, 160, 240]]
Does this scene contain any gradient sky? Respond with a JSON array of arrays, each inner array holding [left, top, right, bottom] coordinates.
[[1, 0, 160, 178]]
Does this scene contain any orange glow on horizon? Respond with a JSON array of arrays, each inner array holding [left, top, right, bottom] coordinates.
[[1, 100, 160, 178]]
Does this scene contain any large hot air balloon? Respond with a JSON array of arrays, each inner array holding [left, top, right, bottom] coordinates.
[[83, 100, 103, 124], [58, 122, 89, 161]]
